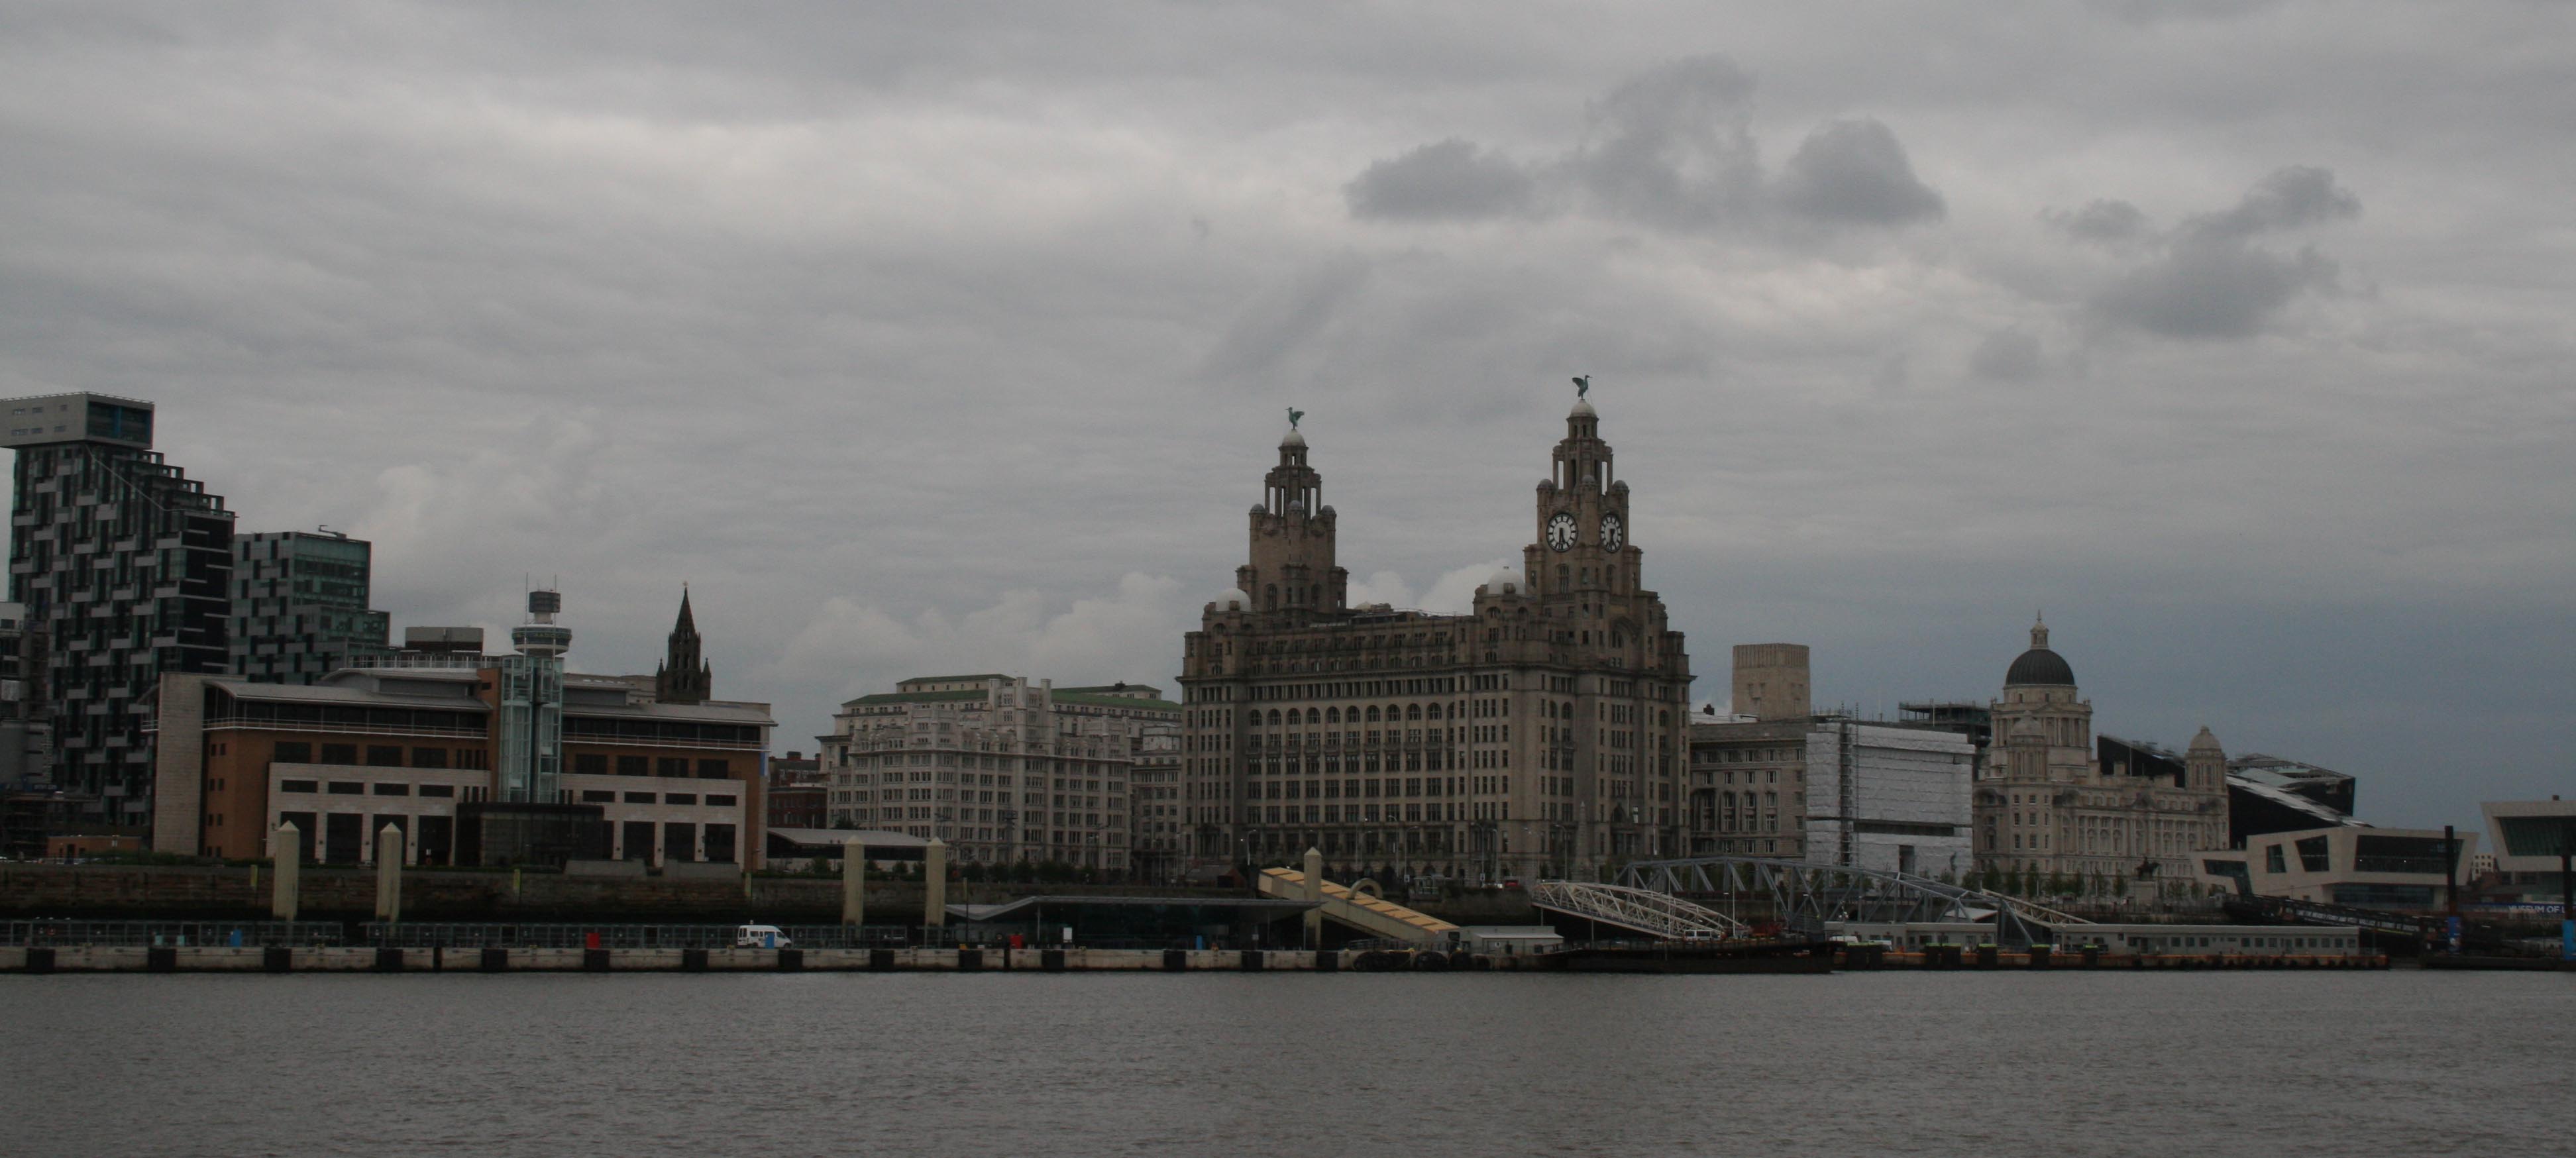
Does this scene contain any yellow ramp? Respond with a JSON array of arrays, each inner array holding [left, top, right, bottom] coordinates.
[[1258, 868, 1461, 947]]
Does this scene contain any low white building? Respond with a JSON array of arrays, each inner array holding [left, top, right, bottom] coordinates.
[[1802, 721, 1975, 879]]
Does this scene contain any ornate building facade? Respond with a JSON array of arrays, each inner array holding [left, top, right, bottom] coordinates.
[[1178, 395, 1693, 883], [1971, 617, 2229, 891]]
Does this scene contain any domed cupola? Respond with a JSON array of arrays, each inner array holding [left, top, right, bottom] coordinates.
[[2004, 615, 2076, 687]]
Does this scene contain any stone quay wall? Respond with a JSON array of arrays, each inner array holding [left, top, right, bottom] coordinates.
[[0, 865, 1541, 925]]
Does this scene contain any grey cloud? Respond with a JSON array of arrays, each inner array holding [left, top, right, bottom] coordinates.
[[1197, 253, 1375, 387], [2094, 235, 2338, 339], [2197, 164, 2360, 238], [2087, 166, 2359, 339], [1968, 329, 2043, 380], [1565, 55, 1766, 230], [1344, 138, 1536, 221], [2047, 199, 2150, 243], [1771, 119, 1944, 226], [1342, 56, 1943, 238]]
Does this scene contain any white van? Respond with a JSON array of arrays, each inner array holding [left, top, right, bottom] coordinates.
[[734, 924, 792, 949]]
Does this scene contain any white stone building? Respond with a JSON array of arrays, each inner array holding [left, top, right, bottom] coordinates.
[[819, 675, 1177, 874]]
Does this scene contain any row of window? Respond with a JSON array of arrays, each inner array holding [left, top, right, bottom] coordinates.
[[278, 778, 456, 799], [569, 754, 732, 778], [273, 741, 489, 770], [576, 790, 738, 807]]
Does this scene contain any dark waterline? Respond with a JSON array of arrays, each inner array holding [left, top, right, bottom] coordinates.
[[5, 971, 2565, 1157]]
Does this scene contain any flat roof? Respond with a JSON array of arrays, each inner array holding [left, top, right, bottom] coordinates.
[[213, 678, 487, 710]]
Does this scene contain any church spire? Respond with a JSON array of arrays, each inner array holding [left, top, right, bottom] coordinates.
[[655, 586, 712, 705]]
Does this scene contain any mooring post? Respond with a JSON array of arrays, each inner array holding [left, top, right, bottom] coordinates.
[[376, 823, 403, 923], [842, 837, 866, 927], [272, 821, 300, 923]]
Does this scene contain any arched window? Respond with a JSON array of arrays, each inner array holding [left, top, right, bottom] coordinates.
[[1325, 708, 1340, 724], [1264, 584, 1277, 609], [1405, 704, 1422, 721], [1425, 704, 1442, 721], [1266, 709, 1281, 726], [1365, 706, 1381, 723], [1305, 708, 1320, 726]]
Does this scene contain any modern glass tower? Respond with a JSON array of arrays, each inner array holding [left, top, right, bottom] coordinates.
[[3, 394, 234, 824], [230, 530, 392, 683]]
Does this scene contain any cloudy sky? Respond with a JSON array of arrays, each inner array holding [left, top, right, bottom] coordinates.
[[3, 1, 2568, 829]]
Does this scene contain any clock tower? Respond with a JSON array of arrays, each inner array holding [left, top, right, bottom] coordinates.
[[1526, 393, 1637, 602], [1234, 420, 1346, 620]]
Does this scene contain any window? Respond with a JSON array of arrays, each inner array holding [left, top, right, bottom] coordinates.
[[410, 747, 449, 769], [2266, 844, 2286, 873], [274, 742, 313, 763], [417, 784, 455, 799], [2294, 835, 2332, 872], [371, 783, 409, 796], [366, 746, 403, 767], [657, 758, 689, 776], [321, 744, 358, 765], [327, 782, 364, 795], [698, 759, 729, 779], [574, 753, 608, 775], [582, 790, 617, 804], [278, 779, 318, 794], [665, 793, 697, 806], [617, 755, 649, 776], [705, 794, 737, 808], [625, 792, 657, 804]]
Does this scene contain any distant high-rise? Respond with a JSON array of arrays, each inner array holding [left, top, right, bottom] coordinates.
[[230, 529, 392, 684], [3, 394, 233, 825], [653, 588, 712, 706]]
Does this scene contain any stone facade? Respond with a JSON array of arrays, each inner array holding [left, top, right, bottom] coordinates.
[[1685, 716, 1811, 859], [1971, 618, 2229, 891], [819, 676, 1175, 874], [1178, 400, 1693, 883]]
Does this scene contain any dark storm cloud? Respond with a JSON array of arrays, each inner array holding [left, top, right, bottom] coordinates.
[[1344, 56, 1940, 237], [1344, 138, 1536, 221], [2088, 166, 2359, 339], [1770, 119, 1944, 226]]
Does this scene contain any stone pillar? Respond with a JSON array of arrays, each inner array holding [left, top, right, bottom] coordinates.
[[376, 824, 403, 923], [1303, 845, 1324, 945], [923, 838, 947, 933], [842, 837, 865, 926], [272, 821, 300, 921]]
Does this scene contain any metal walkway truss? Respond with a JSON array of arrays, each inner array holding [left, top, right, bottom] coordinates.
[[1613, 857, 2090, 947], [1527, 880, 1745, 941]]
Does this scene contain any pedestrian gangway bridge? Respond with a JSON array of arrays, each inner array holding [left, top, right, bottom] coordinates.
[[1527, 881, 1746, 941], [1604, 857, 2093, 947], [1257, 868, 1460, 947]]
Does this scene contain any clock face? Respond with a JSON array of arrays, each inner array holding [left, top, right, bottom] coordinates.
[[1546, 511, 1578, 551], [1601, 513, 1624, 552]]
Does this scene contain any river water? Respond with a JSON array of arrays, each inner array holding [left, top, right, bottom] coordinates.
[[3, 970, 2565, 1156]]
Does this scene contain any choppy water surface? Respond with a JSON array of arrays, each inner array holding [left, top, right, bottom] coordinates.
[[4, 970, 2565, 1157]]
